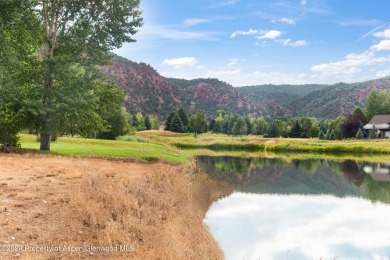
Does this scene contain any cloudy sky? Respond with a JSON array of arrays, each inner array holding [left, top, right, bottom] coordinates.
[[114, 0, 390, 86]]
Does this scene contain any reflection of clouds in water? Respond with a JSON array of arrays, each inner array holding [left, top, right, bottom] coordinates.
[[204, 192, 390, 260]]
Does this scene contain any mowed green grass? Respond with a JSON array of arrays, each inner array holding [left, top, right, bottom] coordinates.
[[20, 134, 193, 163]]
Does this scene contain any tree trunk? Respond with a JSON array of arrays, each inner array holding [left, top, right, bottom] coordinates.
[[40, 132, 51, 151]]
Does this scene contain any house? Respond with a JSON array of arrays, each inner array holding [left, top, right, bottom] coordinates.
[[363, 163, 390, 182], [363, 114, 390, 138]]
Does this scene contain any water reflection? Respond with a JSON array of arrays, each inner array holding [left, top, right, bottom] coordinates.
[[197, 156, 390, 203], [199, 156, 390, 259], [205, 193, 390, 260]]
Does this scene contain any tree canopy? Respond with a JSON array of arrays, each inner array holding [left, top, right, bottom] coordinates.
[[0, 0, 143, 149]]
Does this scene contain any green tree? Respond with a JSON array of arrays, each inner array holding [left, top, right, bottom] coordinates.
[[97, 107, 131, 140], [150, 116, 160, 130], [132, 114, 139, 129], [369, 125, 377, 139], [164, 112, 175, 131], [252, 117, 268, 135], [178, 107, 189, 131], [290, 120, 303, 138], [330, 116, 346, 139], [356, 128, 364, 139], [352, 106, 367, 124], [365, 90, 390, 120], [145, 115, 152, 130], [318, 129, 325, 140], [4, 0, 142, 150], [232, 117, 248, 136], [189, 111, 208, 137], [136, 112, 146, 131], [245, 116, 253, 135], [170, 113, 185, 133], [268, 121, 279, 138], [0, 1, 39, 146]]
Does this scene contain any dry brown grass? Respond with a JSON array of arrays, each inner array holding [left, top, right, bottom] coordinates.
[[0, 154, 223, 259]]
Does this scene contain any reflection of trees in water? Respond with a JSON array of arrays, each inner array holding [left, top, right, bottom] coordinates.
[[363, 174, 390, 203], [340, 160, 366, 186], [196, 156, 390, 202]]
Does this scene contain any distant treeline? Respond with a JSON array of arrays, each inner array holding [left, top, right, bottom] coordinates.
[[164, 89, 390, 140]]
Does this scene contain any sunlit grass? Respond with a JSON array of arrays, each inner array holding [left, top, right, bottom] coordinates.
[[20, 134, 193, 163], [138, 131, 390, 155]]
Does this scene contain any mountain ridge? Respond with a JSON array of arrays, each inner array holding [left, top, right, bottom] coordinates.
[[103, 54, 390, 119]]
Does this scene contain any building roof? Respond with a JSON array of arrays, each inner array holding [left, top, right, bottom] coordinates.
[[364, 115, 390, 130]]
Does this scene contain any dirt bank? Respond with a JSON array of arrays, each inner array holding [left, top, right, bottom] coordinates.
[[0, 154, 223, 259]]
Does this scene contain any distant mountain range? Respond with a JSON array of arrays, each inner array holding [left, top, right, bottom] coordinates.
[[102, 54, 390, 119]]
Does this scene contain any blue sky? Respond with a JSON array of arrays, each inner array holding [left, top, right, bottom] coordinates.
[[114, 0, 390, 86]]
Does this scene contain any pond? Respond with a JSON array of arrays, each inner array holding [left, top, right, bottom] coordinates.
[[197, 156, 390, 260]]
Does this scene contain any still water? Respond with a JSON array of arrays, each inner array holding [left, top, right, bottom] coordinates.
[[198, 156, 390, 260]]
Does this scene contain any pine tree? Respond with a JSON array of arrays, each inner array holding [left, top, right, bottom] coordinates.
[[132, 114, 139, 128], [164, 112, 175, 131], [178, 107, 189, 131], [325, 128, 331, 140], [145, 115, 152, 130], [290, 120, 303, 138], [356, 128, 364, 139], [318, 129, 325, 140], [329, 130, 336, 140], [170, 113, 184, 133], [369, 125, 377, 139], [268, 121, 278, 138]]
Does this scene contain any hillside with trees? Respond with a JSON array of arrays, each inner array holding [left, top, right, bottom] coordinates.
[[103, 55, 390, 120], [102, 54, 267, 119]]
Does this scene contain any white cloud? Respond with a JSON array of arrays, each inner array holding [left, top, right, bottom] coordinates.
[[256, 30, 282, 40], [231, 29, 282, 40], [183, 18, 210, 26], [281, 17, 296, 25], [301, 0, 307, 5], [272, 17, 296, 25], [231, 28, 259, 38], [311, 51, 390, 77], [371, 40, 390, 51], [227, 59, 238, 66], [279, 39, 308, 47], [205, 193, 390, 260], [162, 57, 199, 68], [375, 69, 390, 78], [373, 28, 390, 39]]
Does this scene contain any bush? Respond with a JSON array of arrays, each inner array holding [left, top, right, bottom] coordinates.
[[0, 117, 20, 147]]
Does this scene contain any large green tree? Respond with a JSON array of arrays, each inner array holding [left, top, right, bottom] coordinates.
[[2, 0, 142, 150], [232, 117, 247, 136], [365, 90, 390, 120], [170, 113, 185, 133], [189, 111, 208, 137], [0, 1, 39, 146]]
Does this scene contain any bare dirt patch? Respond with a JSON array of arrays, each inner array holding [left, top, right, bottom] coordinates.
[[0, 154, 223, 259]]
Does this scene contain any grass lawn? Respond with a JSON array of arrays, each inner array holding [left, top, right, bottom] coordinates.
[[20, 134, 193, 163], [138, 131, 390, 155], [18, 131, 390, 163]]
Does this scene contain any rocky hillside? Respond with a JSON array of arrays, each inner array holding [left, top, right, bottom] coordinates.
[[103, 54, 390, 119], [291, 78, 390, 118], [102, 55, 268, 118]]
